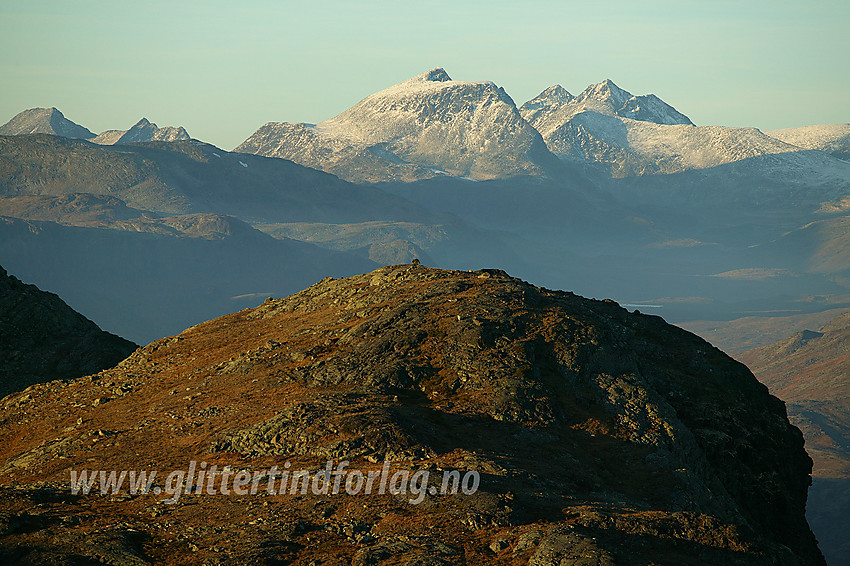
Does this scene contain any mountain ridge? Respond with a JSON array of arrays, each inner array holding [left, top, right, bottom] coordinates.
[[4, 78, 846, 186], [766, 124, 850, 161], [91, 117, 190, 145], [0, 134, 432, 221]]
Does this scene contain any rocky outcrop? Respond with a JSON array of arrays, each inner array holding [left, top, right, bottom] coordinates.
[[0, 265, 136, 398], [0, 265, 823, 564]]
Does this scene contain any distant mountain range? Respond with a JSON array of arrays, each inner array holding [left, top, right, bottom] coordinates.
[[3, 72, 847, 185], [0, 134, 424, 219], [1, 68, 849, 339], [516, 78, 847, 179], [91, 117, 189, 145], [229, 69, 850, 186], [0, 107, 189, 145]]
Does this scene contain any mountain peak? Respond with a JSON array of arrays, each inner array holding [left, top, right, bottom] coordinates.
[[237, 67, 554, 182], [0, 107, 95, 139], [132, 118, 152, 128], [542, 84, 572, 99], [566, 80, 694, 126], [579, 78, 633, 107], [520, 85, 574, 111]]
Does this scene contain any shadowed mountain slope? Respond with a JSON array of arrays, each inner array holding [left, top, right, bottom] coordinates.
[[739, 312, 850, 478], [0, 265, 136, 399]]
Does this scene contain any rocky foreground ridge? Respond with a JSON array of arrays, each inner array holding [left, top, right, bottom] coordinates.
[[0, 265, 823, 564]]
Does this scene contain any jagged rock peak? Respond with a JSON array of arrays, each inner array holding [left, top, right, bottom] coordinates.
[[421, 67, 452, 82]]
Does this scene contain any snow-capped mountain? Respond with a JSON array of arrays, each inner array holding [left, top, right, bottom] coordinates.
[[520, 80, 850, 183], [235, 68, 557, 183], [92, 118, 190, 145], [766, 124, 850, 160], [0, 107, 95, 139]]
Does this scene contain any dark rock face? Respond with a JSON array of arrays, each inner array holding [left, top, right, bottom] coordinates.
[[0, 265, 137, 398], [0, 266, 823, 564]]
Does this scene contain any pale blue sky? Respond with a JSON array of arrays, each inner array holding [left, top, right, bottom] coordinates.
[[1, 0, 847, 149]]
